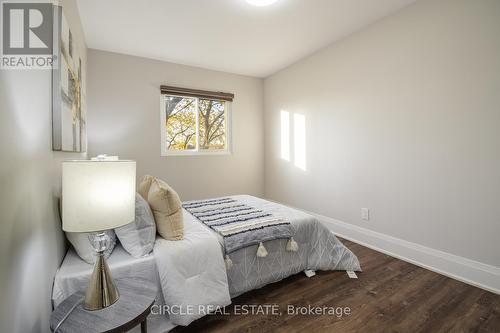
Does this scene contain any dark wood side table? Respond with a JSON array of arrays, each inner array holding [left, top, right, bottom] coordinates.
[[50, 277, 157, 333]]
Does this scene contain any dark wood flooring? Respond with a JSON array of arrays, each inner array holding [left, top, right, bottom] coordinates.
[[172, 238, 500, 333]]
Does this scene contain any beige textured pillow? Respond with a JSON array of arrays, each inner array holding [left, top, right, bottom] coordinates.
[[138, 175, 155, 200], [147, 178, 184, 240]]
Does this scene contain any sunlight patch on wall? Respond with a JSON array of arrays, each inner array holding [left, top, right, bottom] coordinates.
[[293, 113, 306, 171], [280, 110, 290, 161]]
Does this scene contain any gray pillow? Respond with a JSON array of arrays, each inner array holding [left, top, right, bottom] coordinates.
[[115, 194, 156, 257], [65, 230, 117, 265]]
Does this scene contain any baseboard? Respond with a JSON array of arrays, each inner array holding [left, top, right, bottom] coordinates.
[[277, 202, 500, 294]]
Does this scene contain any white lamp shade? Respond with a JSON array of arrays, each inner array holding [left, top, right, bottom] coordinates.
[[62, 160, 136, 232]]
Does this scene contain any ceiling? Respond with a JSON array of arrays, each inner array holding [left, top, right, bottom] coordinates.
[[77, 0, 417, 78]]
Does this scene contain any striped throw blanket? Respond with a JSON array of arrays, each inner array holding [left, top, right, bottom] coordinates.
[[183, 197, 293, 254]]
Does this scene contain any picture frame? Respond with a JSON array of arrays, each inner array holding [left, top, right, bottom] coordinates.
[[52, 5, 86, 152]]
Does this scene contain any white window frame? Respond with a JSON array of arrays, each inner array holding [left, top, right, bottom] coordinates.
[[160, 94, 232, 156]]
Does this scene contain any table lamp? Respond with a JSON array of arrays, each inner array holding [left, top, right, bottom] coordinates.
[[62, 160, 136, 310]]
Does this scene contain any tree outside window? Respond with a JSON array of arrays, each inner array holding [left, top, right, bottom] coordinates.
[[162, 95, 230, 155]]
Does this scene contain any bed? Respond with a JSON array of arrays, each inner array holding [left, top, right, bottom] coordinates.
[[52, 195, 360, 328]]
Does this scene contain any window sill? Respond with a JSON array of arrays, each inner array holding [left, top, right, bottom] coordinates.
[[161, 150, 232, 157]]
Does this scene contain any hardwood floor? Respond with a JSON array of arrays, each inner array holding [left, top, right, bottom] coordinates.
[[172, 239, 500, 333]]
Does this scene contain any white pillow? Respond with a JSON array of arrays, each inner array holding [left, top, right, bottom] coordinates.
[[65, 230, 117, 265], [115, 194, 156, 257]]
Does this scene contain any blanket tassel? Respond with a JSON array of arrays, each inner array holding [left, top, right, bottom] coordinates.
[[286, 237, 299, 252], [225, 255, 233, 270], [257, 242, 268, 257]]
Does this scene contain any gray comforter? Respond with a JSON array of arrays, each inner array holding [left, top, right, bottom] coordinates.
[[188, 195, 361, 297]]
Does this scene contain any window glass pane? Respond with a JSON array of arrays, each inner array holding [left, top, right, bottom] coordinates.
[[165, 96, 197, 150], [198, 99, 226, 150]]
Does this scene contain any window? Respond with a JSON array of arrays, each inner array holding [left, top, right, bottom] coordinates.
[[160, 86, 233, 156]]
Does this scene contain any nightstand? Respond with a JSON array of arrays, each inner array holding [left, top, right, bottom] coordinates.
[[50, 277, 157, 333]]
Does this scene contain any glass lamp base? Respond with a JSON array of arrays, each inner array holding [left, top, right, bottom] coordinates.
[[84, 232, 120, 310]]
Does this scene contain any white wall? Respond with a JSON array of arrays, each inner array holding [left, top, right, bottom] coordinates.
[[0, 1, 87, 332], [87, 50, 264, 200], [264, 0, 500, 268]]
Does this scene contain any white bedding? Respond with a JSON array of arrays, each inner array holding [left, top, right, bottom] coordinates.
[[153, 210, 231, 326], [52, 215, 231, 329], [52, 245, 174, 332], [52, 244, 160, 306]]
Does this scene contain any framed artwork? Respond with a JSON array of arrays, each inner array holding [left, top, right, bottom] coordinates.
[[52, 5, 86, 152]]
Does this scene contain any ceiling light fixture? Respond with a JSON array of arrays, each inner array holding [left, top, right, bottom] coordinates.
[[246, 0, 278, 7]]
